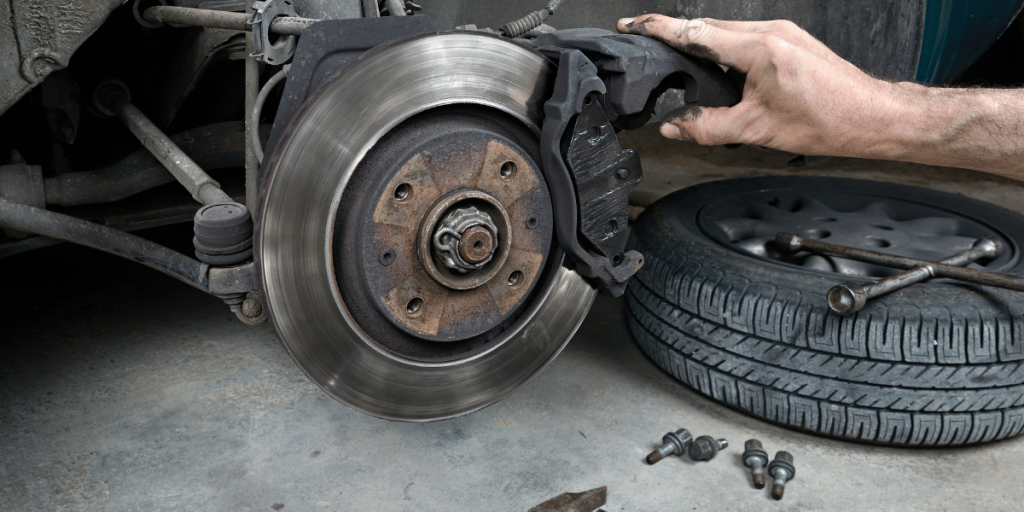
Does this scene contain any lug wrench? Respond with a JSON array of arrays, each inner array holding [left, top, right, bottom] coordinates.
[[775, 232, 1019, 315]]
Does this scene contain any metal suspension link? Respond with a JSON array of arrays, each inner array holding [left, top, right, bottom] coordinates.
[[143, 5, 315, 35], [92, 80, 233, 206]]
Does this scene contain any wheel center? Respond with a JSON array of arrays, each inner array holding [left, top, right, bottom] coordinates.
[[418, 189, 512, 291], [433, 207, 498, 271]]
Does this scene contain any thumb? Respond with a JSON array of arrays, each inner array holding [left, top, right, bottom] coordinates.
[[660, 105, 741, 146], [617, 14, 756, 72]]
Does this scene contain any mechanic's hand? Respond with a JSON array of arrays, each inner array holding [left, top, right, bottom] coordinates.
[[616, 14, 905, 158]]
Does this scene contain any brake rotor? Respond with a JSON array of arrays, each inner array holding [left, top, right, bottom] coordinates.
[[257, 33, 596, 421]]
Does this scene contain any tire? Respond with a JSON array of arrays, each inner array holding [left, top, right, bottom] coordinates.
[[626, 176, 1024, 446]]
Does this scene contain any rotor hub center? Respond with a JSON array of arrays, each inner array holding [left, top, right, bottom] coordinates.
[[346, 109, 556, 345], [434, 207, 499, 271]]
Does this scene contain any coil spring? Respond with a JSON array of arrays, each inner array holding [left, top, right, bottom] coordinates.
[[500, 10, 546, 38]]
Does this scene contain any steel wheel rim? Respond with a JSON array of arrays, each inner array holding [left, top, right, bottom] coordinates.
[[257, 33, 595, 421]]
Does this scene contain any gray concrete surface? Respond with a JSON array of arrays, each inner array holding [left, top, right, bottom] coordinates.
[[4, 132, 1024, 511]]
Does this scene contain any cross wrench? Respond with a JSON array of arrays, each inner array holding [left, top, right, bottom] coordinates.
[[775, 232, 1018, 315]]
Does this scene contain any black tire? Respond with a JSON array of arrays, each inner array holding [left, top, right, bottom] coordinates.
[[626, 176, 1024, 446]]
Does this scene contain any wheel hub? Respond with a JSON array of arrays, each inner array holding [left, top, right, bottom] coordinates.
[[354, 120, 552, 343]]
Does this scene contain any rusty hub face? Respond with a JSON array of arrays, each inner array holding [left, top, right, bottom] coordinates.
[[334, 105, 556, 354]]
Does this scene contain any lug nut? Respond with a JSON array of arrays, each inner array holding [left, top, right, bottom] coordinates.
[[767, 451, 796, 500], [742, 439, 770, 489], [645, 428, 692, 465], [687, 435, 727, 461]]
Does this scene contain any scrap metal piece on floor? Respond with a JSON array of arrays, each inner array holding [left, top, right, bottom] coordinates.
[[530, 486, 607, 512]]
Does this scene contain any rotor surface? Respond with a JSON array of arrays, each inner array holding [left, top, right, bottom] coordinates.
[[257, 33, 596, 421]]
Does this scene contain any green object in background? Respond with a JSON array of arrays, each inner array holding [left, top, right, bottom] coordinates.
[[917, 0, 1024, 83]]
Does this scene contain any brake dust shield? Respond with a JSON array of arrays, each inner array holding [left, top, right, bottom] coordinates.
[[256, 33, 596, 421]]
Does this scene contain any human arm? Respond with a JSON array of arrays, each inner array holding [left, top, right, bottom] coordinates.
[[616, 14, 1024, 178]]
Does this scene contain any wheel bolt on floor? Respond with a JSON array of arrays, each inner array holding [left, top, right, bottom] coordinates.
[[687, 436, 727, 461], [645, 428, 692, 464], [768, 451, 796, 500], [742, 439, 770, 489]]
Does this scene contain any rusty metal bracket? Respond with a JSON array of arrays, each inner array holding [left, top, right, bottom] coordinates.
[[529, 486, 607, 512]]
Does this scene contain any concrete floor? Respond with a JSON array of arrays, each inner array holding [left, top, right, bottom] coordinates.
[[4, 128, 1024, 511]]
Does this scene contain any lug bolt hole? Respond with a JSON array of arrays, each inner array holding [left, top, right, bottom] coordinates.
[[394, 183, 412, 202], [406, 297, 423, 316], [508, 270, 524, 287], [500, 161, 516, 179], [865, 236, 891, 248], [805, 228, 831, 239]]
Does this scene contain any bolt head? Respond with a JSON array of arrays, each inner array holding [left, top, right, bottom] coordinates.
[[768, 451, 796, 479], [687, 435, 718, 461], [742, 439, 768, 465], [662, 429, 692, 455]]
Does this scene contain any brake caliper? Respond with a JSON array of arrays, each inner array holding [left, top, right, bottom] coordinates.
[[530, 29, 740, 296]]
